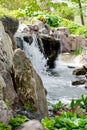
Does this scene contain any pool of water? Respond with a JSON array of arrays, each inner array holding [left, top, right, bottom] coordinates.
[[41, 54, 87, 104]]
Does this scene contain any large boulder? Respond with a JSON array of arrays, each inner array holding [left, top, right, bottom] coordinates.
[[12, 49, 48, 117], [0, 21, 20, 109]]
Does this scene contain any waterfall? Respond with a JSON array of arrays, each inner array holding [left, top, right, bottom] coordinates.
[[23, 34, 47, 74]]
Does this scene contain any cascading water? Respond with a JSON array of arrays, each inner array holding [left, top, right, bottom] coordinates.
[[23, 34, 47, 74], [21, 33, 87, 104]]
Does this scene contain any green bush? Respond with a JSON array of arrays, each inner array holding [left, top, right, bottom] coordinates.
[[8, 9, 26, 18], [75, 26, 87, 38], [0, 122, 12, 130], [24, 104, 35, 111], [9, 114, 28, 128], [0, 6, 9, 17], [42, 94, 87, 130], [59, 18, 81, 34], [45, 15, 62, 27]]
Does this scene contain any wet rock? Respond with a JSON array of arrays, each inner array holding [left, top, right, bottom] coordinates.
[[14, 120, 46, 130], [54, 30, 71, 52], [12, 49, 48, 117], [40, 34, 61, 68], [16, 37, 24, 50], [72, 79, 86, 85], [73, 67, 86, 75], [14, 107, 43, 121], [23, 35, 33, 45]]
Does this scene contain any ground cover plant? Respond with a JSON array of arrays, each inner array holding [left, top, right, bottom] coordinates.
[[42, 94, 87, 130], [0, 114, 28, 130]]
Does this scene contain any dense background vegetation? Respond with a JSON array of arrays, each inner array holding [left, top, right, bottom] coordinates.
[[0, 0, 87, 38]]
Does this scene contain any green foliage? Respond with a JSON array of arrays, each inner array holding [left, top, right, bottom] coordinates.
[[0, 5, 9, 17], [24, 104, 35, 111], [52, 101, 63, 111], [0, 122, 12, 130], [46, 15, 62, 27], [75, 26, 87, 38], [42, 94, 87, 130], [72, 48, 83, 55], [9, 114, 28, 128], [8, 9, 26, 18], [59, 18, 81, 34]]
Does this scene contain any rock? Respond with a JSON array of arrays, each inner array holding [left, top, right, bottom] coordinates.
[[1, 70, 21, 110], [0, 74, 6, 100], [55, 27, 70, 37], [54, 30, 71, 52], [40, 34, 61, 68], [14, 120, 45, 130], [12, 49, 48, 117], [0, 100, 13, 124], [72, 79, 86, 85], [73, 67, 86, 75], [0, 21, 13, 71], [0, 16, 19, 50], [68, 35, 85, 51], [0, 74, 13, 123], [15, 32, 33, 50], [14, 107, 43, 121], [33, 20, 51, 34]]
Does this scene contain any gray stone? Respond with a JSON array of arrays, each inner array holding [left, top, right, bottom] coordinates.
[[15, 120, 46, 130], [0, 21, 13, 72], [0, 74, 6, 100], [12, 49, 48, 117], [0, 100, 13, 124], [1, 70, 21, 110]]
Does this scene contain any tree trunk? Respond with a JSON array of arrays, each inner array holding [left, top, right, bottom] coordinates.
[[78, 0, 85, 25]]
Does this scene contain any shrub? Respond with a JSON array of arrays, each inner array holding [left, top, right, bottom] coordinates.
[[42, 95, 87, 130], [9, 114, 28, 128], [0, 122, 12, 130], [8, 9, 26, 18], [45, 15, 62, 27], [0, 6, 9, 17], [75, 26, 87, 38]]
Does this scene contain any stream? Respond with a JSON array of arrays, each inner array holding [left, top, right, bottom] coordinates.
[[41, 54, 87, 104], [22, 35, 87, 104], [17, 24, 87, 104]]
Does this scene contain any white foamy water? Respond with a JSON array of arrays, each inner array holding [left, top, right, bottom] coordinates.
[[23, 34, 47, 74], [23, 35, 87, 104]]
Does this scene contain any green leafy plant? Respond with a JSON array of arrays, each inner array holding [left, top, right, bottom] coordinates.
[[46, 15, 61, 27], [24, 104, 35, 111], [0, 122, 12, 130], [75, 26, 87, 38], [72, 48, 83, 55], [42, 94, 87, 130], [9, 114, 28, 128]]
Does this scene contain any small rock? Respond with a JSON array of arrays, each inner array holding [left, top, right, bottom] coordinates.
[[72, 79, 86, 85]]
